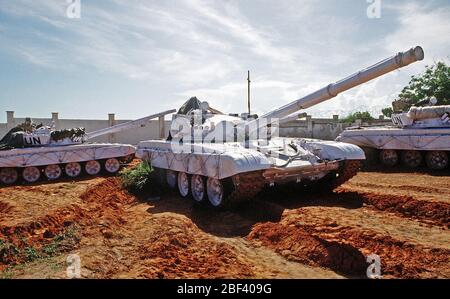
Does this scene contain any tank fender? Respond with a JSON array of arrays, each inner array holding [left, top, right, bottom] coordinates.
[[300, 139, 366, 161], [136, 142, 271, 179]]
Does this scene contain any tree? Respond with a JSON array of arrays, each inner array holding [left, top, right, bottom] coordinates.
[[381, 107, 393, 118], [382, 62, 450, 116], [342, 111, 375, 123]]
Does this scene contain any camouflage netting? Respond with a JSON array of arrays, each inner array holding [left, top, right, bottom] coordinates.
[[407, 105, 450, 120], [51, 128, 86, 142], [0, 127, 25, 150], [0, 118, 47, 150], [0, 122, 86, 150]]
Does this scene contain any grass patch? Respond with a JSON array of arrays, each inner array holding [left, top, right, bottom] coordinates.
[[0, 255, 66, 279], [42, 243, 58, 256], [24, 247, 41, 262], [0, 269, 14, 279], [120, 161, 156, 194], [0, 225, 81, 267]]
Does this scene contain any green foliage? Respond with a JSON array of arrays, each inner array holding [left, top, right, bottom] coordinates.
[[54, 226, 78, 243], [42, 243, 58, 256], [0, 226, 80, 278], [342, 111, 375, 123], [382, 107, 393, 118], [1, 226, 80, 267], [24, 247, 41, 262], [382, 62, 450, 114], [398, 62, 450, 105], [120, 161, 155, 194]]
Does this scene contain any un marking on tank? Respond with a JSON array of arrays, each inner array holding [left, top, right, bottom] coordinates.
[[23, 136, 43, 146]]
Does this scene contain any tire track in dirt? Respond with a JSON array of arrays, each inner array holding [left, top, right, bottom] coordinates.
[[280, 206, 449, 250], [335, 190, 450, 227], [305, 223, 450, 279], [350, 182, 450, 197], [247, 220, 450, 278], [242, 188, 450, 278], [260, 183, 449, 228], [247, 223, 367, 277]]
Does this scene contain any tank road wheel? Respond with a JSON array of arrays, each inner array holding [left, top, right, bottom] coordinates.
[[379, 149, 398, 167], [104, 158, 121, 174], [191, 175, 206, 203], [206, 172, 265, 209], [44, 164, 62, 180], [206, 178, 225, 207], [166, 170, 177, 189], [0, 168, 19, 184], [401, 151, 423, 168], [22, 167, 41, 183], [85, 160, 101, 175], [425, 151, 449, 170], [177, 172, 190, 198], [65, 162, 82, 178]]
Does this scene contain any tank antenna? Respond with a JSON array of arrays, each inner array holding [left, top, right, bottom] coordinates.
[[247, 70, 251, 115]]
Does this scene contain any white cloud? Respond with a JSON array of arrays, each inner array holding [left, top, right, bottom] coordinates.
[[185, 0, 298, 64], [0, 0, 448, 120], [384, 3, 450, 66]]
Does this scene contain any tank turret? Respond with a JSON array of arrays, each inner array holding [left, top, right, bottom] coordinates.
[[168, 47, 425, 143], [392, 105, 450, 128]]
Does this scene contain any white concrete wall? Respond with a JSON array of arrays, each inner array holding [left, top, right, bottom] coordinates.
[[280, 117, 391, 140], [1, 111, 392, 143], [0, 112, 170, 145], [0, 123, 7, 139]]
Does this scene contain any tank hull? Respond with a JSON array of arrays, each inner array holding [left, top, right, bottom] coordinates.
[[0, 143, 135, 184], [337, 127, 450, 151], [337, 127, 450, 170], [136, 137, 364, 181], [0, 143, 135, 168], [136, 138, 363, 208]]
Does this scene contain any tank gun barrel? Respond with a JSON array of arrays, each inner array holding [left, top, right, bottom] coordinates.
[[256, 46, 424, 123], [85, 109, 176, 140]]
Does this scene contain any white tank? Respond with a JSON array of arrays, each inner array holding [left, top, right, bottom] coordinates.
[[336, 104, 450, 170], [137, 46, 424, 209], [0, 110, 174, 184]]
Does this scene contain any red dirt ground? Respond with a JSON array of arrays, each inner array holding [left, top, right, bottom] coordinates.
[[0, 170, 448, 278]]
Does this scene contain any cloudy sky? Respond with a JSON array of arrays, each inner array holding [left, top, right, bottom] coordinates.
[[0, 0, 449, 122]]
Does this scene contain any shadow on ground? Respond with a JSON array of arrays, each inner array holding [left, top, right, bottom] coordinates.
[[141, 184, 365, 238]]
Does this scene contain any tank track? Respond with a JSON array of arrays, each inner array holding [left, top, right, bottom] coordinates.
[[224, 171, 266, 207], [223, 161, 361, 207], [326, 160, 361, 190]]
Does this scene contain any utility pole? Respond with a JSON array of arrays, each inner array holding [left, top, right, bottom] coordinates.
[[247, 70, 251, 115]]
